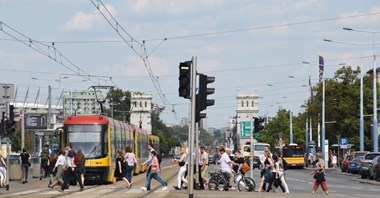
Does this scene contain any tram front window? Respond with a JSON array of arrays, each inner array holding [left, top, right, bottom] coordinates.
[[66, 124, 105, 158]]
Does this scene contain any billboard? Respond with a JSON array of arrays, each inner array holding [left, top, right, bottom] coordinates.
[[25, 113, 47, 129]]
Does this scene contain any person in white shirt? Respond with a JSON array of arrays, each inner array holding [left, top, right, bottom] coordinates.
[[49, 149, 66, 188], [219, 148, 236, 190]]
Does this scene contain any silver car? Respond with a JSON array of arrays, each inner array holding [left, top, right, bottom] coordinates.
[[359, 152, 380, 179]]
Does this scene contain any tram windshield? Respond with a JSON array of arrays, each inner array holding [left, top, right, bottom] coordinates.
[[66, 124, 107, 158]]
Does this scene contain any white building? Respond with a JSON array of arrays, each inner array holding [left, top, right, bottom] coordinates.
[[130, 92, 152, 134], [63, 90, 103, 117], [236, 92, 259, 149], [200, 117, 208, 131]]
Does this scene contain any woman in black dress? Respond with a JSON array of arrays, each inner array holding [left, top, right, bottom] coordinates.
[[112, 149, 130, 188]]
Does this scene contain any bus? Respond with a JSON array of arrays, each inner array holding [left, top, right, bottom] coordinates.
[[282, 143, 305, 168]]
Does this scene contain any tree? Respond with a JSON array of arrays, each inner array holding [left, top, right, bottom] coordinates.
[[105, 88, 131, 122], [265, 65, 380, 152]]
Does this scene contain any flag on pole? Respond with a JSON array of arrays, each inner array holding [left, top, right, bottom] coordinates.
[[319, 55, 324, 82]]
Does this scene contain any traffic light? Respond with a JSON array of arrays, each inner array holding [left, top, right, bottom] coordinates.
[[195, 111, 206, 123], [6, 120, 16, 133], [254, 117, 265, 133], [198, 74, 215, 111], [0, 112, 4, 135], [178, 61, 192, 99], [9, 105, 14, 121]]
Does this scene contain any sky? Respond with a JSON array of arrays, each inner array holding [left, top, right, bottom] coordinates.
[[1, 0, 380, 129]]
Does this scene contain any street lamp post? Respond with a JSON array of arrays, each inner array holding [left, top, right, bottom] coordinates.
[[267, 82, 307, 144], [323, 38, 369, 151], [336, 134, 341, 168], [343, 27, 380, 152]]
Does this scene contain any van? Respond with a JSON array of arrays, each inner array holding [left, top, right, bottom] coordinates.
[[253, 143, 270, 164]]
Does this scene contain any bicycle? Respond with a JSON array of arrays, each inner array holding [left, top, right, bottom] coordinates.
[[208, 169, 256, 192], [234, 170, 256, 192], [207, 169, 228, 191]]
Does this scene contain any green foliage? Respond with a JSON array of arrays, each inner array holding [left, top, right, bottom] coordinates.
[[10, 128, 33, 152], [266, 65, 380, 151]]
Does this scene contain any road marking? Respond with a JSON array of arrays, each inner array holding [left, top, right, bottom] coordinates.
[[352, 194, 380, 197]]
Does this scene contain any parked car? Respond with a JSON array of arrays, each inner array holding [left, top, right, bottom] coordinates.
[[368, 156, 380, 180], [359, 152, 380, 179], [341, 156, 350, 172], [348, 156, 363, 174], [375, 156, 380, 181], [350, 151, 369, 159]]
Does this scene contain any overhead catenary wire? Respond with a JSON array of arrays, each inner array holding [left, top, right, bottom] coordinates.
[[0, 20, 113, 86], [91, 0, 179, 122]]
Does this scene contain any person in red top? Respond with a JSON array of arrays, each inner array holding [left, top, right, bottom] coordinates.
[[140, 151, 167, 191]]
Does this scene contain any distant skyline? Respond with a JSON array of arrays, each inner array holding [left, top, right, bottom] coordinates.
[[1, 0, 380, 128]]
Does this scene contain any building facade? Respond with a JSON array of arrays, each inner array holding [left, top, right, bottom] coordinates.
[[130, 92, 152, 134], [62, 90, 103, 117], [236, 92, 259, 149]]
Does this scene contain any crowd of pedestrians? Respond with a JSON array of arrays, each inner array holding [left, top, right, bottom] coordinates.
[[9, 142, 331, 195]]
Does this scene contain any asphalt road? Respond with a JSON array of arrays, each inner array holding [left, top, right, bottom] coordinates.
[[1, 159, 379, 198]]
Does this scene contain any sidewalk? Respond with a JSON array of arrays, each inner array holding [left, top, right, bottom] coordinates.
[[0, 177, 48, 195]]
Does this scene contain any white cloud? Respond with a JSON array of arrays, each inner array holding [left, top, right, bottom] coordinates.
[[337, 6, 380, 26], [126, 0, 226, 15], [292, 0, 321, 10], [61, 4, 118, 32]]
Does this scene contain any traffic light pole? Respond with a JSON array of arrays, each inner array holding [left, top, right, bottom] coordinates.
[[188, 56, 197, 198], [2, 85, 10, 190], [249, 114, 254, 179]]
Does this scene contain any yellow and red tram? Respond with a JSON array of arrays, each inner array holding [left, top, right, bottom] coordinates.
[[60, 115, 155, 184]]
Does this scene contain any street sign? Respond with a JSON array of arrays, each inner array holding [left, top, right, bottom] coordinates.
[[240, 121, 253, 137], [340, 138, 348, 146], [25, 113, 47, 129]]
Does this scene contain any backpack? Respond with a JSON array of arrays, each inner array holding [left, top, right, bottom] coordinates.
[[73, 151, 80, 165], [282, 158, 288, 171], [41, 147, 49, 160]]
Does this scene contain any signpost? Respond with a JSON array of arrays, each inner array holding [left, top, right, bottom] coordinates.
[[240, 121, 252, 137]]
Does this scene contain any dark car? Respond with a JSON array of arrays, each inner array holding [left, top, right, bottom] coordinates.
[[341, 156, 350, 172], [359, 152, 380, 179], [208, 153, 219, 165], [368, 156, 380, 180], [252, 155, 261, 169], [348, 156, 363, 174], [208, 155, 215, 165]]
